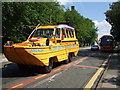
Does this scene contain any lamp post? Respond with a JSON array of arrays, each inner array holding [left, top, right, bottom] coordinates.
[[71, 6, 75, 11]]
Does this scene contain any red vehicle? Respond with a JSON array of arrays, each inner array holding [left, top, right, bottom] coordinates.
[[100, 35, 114, 52]]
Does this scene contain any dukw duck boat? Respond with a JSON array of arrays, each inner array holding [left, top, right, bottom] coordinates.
[[4, 24, 79, 73]]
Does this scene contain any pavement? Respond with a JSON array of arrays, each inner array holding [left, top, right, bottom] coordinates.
[[97, 45, 120, 89], [0, 53, 8, 63], [80, 46, 90, 50]]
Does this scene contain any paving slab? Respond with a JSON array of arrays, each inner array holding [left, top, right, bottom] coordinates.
[[100, 51, 120, 89]]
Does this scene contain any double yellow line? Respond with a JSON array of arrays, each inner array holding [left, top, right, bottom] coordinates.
[[84, 54, 111, 89]]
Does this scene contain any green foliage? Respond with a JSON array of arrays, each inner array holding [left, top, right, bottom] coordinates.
[[105, 1, 120, 42], [65, 9, 98, 46], [2, 2, 65, 43], [2, 2, 97, 46]]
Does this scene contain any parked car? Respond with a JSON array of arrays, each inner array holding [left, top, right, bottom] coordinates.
[[91, 45, 99, 51]]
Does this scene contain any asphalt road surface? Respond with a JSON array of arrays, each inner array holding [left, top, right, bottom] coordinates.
[[1, 48, 111, 89]]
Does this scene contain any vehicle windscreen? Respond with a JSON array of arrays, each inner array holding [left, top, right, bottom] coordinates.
[[100, 37, 113, 45], [92, 45, 98, 47], [31, 29, 54, 38]]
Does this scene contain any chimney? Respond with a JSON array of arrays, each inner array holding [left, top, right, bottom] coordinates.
[[71, 6, 75, 11]]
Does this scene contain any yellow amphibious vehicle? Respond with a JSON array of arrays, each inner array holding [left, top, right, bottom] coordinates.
[[4, 24, 79, 73]]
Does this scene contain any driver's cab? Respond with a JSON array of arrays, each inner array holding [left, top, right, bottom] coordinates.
[[28, 24, 78, 46]]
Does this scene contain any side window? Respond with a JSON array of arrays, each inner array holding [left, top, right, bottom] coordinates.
[[71, 30, 74, 38], [62, 28, 66, 38], [66, 29, 75, 38], [55, 28, 60, 38], [69, 30, 72, 38], [66, 30, 69, 38], [68, 30, 72, 38]]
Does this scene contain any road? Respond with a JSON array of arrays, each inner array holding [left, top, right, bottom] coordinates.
[[1, 48, 113, 89]]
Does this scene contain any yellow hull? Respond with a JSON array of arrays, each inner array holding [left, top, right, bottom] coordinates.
[[4, 45, 79, 66]]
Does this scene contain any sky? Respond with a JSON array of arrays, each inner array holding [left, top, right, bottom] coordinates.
[[57, 0, 118, 39]]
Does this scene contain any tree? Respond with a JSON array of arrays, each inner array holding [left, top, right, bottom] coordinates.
[[2, 2, 65, 43], [2, 2, 97, 47], [105, 1, 120, 42], [65, 9, 98, 46]]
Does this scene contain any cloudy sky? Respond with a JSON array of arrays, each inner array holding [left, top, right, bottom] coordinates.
[[56, 0, 118, 39]]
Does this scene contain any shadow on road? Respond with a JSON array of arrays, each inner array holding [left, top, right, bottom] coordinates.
[[1, 62, 63, 78]]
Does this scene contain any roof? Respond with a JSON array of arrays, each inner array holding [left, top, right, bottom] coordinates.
[[102, 35, 113, 37], [37, 24, 74, 30], [37, 25, 56, 29], [56, 24, 74, 29]]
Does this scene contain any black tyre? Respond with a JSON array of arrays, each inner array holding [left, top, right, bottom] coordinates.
[[17, 64, 28, 71], [63, 54, 72, 64], [43, 60, 53, 73], [63, 59, 69, 64], [68, 54, 72, 62]]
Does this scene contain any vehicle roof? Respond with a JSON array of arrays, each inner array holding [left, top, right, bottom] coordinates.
[[37, 25, 56, 29], [56, 24, 74, 29], [101, 35, 113, 37], [37, 24, 74, 30]]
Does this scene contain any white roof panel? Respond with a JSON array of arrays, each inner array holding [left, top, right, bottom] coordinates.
[[56, 24, 74, 30]]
